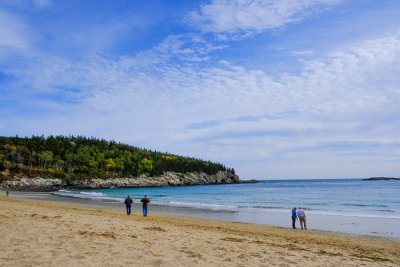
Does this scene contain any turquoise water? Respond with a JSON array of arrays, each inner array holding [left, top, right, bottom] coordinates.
[[55, 179, 400, 219]]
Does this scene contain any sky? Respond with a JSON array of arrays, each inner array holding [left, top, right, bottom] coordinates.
[[1, 0, 400, 179]]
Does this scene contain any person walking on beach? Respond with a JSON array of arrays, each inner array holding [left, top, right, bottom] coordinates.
[[141, 195, 150, 217], [297, 207, 307, 230], [124, 195, 133, 215], [291, 207, 297, 229], [6, 190, 9, 197]]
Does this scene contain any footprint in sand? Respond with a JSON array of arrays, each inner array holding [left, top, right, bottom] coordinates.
[[78, 230, 117, 239], [251, 252, 262, 257], [181, 250, 202, 259], [71, 255, 86, 260], [144, 227, 166, 232], [152, 259, 166, 266], [221, 237, 247, 243], [237, 253, 250, 259]]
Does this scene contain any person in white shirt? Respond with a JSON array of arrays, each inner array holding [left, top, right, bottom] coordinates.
[[297, 207, 307, 230]]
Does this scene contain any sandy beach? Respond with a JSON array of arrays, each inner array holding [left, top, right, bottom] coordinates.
[[1, 195, 400, 266]]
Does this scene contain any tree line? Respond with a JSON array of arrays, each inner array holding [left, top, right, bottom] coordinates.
[[0, 135, 235, 180]]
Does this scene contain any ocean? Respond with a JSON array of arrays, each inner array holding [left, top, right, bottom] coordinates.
[[53, 179, 400, 238]]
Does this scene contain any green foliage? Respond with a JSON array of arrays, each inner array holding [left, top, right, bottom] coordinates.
[[52, 170, 67, 179], [0, 135, 234, 180], [0, 172, 6, 182], [0, 157, 4, 172]]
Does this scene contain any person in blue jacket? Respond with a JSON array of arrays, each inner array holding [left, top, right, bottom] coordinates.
[[141, 195, 150, 217], [291, 207, 297, 229]]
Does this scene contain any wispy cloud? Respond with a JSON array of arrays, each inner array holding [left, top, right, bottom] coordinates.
[[0, 0, 51, 9], [0, 10, 31, 50], [188, 0, 342, 36], [1, 1, 400, 178], [3, 29, 400, 170], [33, 0, 51, 8], [292, 50, 313, 56]]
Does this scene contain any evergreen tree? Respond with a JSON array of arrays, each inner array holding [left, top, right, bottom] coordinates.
[[0, 135, 234, 180]]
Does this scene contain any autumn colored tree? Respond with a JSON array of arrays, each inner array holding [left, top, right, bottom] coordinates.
[[0, 135, 234, 179]]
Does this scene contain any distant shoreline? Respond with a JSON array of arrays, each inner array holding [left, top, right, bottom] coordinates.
[[363, 177, 400, 181]]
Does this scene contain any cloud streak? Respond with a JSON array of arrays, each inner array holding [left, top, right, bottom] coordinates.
[[189, 0, 342, 35], [1, 1, 400, 179], [3, 28, 400, 177], [0, 10, 31, 50]]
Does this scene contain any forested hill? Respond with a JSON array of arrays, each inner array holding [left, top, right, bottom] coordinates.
[[0, 136, 234, 181]]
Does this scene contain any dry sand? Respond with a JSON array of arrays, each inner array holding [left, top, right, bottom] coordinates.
[[1, 196, 399, 266]]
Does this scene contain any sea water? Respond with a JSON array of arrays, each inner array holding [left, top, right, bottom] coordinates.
[[54, 179, 400, 238]]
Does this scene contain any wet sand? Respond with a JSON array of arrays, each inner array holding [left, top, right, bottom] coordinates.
[[1, 195, 400, 266], [6, 190, 400, 239]]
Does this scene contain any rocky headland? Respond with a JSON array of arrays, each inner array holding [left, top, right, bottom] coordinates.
[[0, 171, 256, 191]]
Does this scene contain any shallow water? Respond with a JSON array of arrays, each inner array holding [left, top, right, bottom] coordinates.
[[52, 179, 400, 238], [55, 179, 400, 218]]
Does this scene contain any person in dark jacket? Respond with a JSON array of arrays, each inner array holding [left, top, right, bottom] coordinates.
[[141, 195, 150, 217], [291, 207, 297, 229], [124, 195, 133, 215]]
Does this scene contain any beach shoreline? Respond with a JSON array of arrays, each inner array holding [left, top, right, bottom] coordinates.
[[1, 192, 400, 266], [3, 189, 400, 240]]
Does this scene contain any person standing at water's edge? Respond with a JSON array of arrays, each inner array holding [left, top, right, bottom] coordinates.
[[124, 195, 133, 215], [291, 208, 297, 229], [297, 207, 307, 230], [141, 195, 150, 217]]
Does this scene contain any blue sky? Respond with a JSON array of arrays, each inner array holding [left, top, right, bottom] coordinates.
[[1, 0, 400, 179]]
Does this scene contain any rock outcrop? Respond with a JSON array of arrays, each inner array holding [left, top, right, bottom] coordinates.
[[0, 171, 248, 191]]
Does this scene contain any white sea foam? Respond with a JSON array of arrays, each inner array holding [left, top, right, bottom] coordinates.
[[243, 206, 400, 219], [151, 202, 400, 219], [152, 201, 239, 211], [305, 210, 400, 219], [52, 189, 400, 219], [54, 190, 239, 211], [48, 180, 400, 238], [53, 190, 124, 202], [242, 206, 400, 219]]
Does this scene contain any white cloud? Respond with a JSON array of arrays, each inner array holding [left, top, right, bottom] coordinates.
[[0, 10, 31, 50], [2, 27, 400, 178], [292, 50, 313, 56], [189, 0, 342, 35]]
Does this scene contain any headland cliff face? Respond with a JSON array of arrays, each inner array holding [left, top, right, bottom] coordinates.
[[0, 171, 242, 191]]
